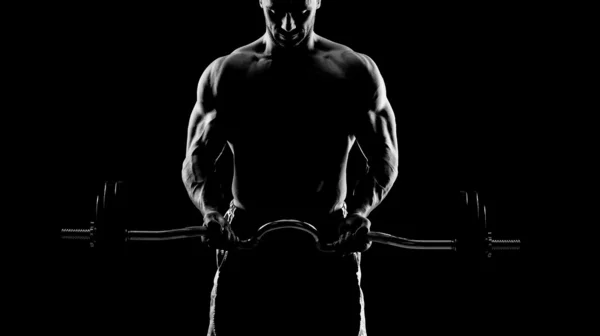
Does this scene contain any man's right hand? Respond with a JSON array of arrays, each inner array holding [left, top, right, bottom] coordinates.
[[203, 212, 240, 250]]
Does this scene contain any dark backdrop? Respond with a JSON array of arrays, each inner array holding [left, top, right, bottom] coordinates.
[[45, 1, 541, 335]]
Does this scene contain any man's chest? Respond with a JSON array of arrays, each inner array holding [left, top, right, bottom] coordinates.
[[217, 64, 361, 135]]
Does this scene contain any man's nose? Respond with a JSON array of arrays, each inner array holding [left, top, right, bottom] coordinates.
[[281, 13, 296, 32]]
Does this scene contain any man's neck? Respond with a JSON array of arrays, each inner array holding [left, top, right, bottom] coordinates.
[[262, 31, 319, 57]]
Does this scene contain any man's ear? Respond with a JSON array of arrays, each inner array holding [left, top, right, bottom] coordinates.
[[259, 0, 263, 9], [316, 0, 322, 9]]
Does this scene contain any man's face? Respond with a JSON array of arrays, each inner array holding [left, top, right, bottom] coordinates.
[[260, 0, 321, 48]]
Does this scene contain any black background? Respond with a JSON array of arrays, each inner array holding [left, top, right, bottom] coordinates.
[[37, 1, 548, 334]]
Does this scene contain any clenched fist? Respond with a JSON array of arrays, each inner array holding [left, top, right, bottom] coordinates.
[[203, 211, 240, 250], [333, 213, 372, 254]]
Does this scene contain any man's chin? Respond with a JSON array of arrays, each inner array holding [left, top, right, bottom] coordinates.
[[274, 33, 305, 48]]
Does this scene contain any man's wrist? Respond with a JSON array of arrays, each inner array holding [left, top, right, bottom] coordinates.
[[347, 211, 367, 218], [345, 201, 369, 218], [202, 207, 221, 218]]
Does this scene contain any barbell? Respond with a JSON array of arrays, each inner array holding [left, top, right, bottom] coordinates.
[[60, 181, 520, 267]]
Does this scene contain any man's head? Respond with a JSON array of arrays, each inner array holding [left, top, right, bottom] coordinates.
[[260, 0, 321, 49]]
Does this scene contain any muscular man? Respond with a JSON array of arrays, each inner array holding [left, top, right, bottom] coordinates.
[[182, 1, 398, 335]]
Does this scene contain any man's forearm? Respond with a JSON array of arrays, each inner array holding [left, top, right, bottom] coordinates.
[[182, 157, 223, 216], [346, 160, 398, 217]]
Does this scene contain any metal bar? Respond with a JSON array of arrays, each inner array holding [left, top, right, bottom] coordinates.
[[125, 223, 457, 251], [368, 232, 456, 251]]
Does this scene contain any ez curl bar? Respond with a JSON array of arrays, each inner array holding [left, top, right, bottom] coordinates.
[[61, 181, 520, 265]]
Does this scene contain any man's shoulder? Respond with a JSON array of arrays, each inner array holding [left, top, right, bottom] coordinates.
[[202, 50, 262, 93], [316, 37, 385, 99], [223, 38, 267, 69], [204, 38, 262, 71], [207, 52, 258, 77], [316, 36, 378, 75]]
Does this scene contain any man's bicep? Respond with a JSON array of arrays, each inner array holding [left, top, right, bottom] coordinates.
[[353, 52, 397, 159], [185, 104, 228, 177], [184, 60, 227, 181], [357, 102, 398, 165], [186, 58, 220, 149]]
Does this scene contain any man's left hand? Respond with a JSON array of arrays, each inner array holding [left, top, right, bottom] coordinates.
[[334, 214, 372, 253]]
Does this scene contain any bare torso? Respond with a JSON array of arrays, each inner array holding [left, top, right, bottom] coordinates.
[[213, 35, 370, 219]]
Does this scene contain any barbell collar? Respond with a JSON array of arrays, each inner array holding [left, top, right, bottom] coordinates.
[[491, 239, 521, 251]]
